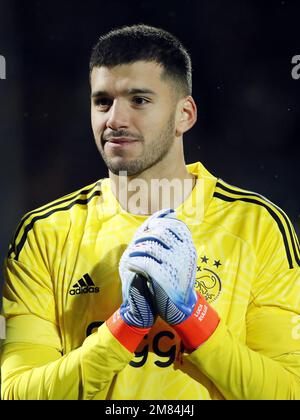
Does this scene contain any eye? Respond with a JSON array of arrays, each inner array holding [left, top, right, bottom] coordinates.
[[94, 97, 112, 109], [132, 96, 149, 106]]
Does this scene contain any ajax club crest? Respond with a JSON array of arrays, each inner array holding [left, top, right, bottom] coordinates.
[[195, 255, 222, 303]]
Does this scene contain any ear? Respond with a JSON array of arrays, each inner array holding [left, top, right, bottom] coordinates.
[[175, 96, 197, 137]]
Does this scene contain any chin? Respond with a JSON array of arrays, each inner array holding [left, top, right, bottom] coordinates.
[[107, 160, 144, 177], [109, 167, 141, 177]]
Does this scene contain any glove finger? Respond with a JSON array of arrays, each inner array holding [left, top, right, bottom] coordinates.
[[152, 208, 176, 219], [127, 233, 197, 292], [139, 226, 183, 249], [119, 239, 166, 300], [150, 279, 187, 324], [130, 237, 173, 264], [120, 274, 155, 328], [129, 245, 197, 304], [126, 254, 173, 283], [134, 209, 176, 237], [127, 253, 162, 275], [119, 266, 135, 302], [144, 208, 176, 225], [147, 217, 193, 244], [134, 220, 187, 249], [134, 235, 171, 249], [126, 254, 187, 301]]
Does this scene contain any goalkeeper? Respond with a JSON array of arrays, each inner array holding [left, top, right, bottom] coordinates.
[[1, 24, 300, 400]]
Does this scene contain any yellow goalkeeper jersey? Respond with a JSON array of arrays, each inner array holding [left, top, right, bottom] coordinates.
[[1, 162, 300, 400]]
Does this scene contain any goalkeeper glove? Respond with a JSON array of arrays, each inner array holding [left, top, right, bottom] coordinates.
[[120, 208, 220, 352], [106, 273, 156, 353], [106, 217, 158, 353]]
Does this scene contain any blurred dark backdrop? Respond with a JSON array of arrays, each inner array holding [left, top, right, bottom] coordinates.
[[0, 0, 299, 273]]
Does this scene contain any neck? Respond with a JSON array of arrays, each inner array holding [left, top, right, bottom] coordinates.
[[109, 149, 196, 215]]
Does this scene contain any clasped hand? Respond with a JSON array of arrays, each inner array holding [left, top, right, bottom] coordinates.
[[119, 209, 198, 328]]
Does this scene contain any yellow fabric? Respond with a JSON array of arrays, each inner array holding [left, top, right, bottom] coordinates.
[[1, 162, 300, 400]]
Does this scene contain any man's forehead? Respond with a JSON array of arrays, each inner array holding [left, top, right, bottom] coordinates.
[[90, 61, 166, 92]]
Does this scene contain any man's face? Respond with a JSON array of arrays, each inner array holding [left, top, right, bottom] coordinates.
[[90, 61, 179, 176]]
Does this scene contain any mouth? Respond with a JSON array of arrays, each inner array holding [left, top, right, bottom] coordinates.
[[104, 137, 139, 148]]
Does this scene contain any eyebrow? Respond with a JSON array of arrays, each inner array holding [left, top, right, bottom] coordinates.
[[91, 88, 156, 98]]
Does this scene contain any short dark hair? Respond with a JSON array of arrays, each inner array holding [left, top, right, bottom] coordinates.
[[89, 24, 192, 96]]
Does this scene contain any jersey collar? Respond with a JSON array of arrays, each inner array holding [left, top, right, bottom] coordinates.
[[97, 162, 217, 222]]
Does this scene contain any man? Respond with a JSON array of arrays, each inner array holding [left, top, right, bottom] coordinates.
[[1, 24, 300, 400]]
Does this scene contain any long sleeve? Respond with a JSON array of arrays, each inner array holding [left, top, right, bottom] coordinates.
[[186, 207, 300, 400], [0, 195, 149, 400], [187, 315, 300, 400], [1, 317, 133, 400], [1, 247, 134, 400]]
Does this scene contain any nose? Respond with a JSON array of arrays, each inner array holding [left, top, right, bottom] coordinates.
[[106, 99, 130, 130]]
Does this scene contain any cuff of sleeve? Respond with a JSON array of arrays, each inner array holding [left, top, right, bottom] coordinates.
[[106, 309, 150, 353], [173, 292, 220, 352]]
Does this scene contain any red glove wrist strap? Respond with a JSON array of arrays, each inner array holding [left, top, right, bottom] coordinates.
[[173, 291, 220, 352], [106, 309, 150, 353]]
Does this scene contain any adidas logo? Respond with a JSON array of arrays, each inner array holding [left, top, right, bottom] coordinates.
[[69, 274, 100, 296]]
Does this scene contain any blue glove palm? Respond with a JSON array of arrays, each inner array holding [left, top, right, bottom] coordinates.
[[148, 279, 196, 324], [120, 273, 155, 328]]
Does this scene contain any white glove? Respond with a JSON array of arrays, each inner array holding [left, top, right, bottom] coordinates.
[[119, 209, 198, 324]]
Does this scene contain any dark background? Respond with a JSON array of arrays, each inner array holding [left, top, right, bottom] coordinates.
[[0, 0, 299, 271]]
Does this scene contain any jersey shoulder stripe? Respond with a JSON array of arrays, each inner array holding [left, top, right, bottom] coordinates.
[[214, 179, 300, 269], [8, 182, 98, 258], [215, 179, 300, 259], [9, 181, 102, 261]]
